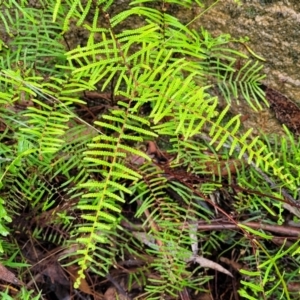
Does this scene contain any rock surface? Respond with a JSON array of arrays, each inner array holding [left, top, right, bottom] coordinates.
[[193, 0, 300, 104]]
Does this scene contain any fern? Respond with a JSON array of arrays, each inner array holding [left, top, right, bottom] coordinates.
[[0, 0, 299, 298]]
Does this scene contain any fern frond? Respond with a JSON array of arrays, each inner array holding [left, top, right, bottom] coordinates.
[[69, 104, 157, 285], [217, 60, 267, 110], [1, 0, 297, 298], [0, 6, 66, 75], [130, 165, 214, 298]]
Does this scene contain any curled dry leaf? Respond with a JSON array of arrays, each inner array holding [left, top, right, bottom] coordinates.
[[0, 263, 23, 286], [189, 256, 233, 278], [67, 265, 92, 295]]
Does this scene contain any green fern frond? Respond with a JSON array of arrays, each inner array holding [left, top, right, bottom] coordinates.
[[130, 165, 213, 298], [70, 104, 157, 284], [216, 60, 267, 110], [21, 102, 69, 154], [0, 6, 66, 74], [0, 0, 298, 298]]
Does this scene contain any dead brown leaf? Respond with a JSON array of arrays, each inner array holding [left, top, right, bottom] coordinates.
[[67, 265, 92, 295], [0, 263, 23, 286]]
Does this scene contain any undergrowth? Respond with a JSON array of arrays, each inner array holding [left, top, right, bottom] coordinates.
[[0, 0, 300, 299]]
